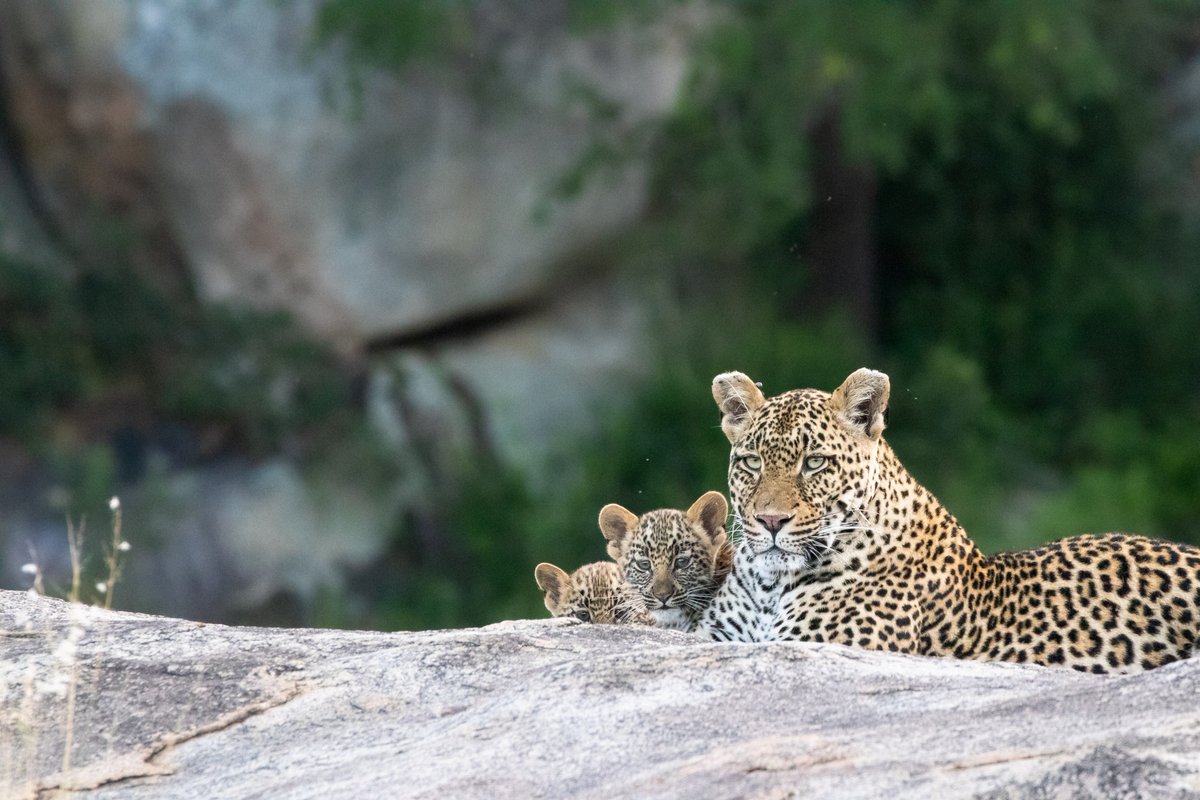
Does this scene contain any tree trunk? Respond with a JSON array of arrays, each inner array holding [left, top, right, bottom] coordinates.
[[802, 103, 879, 340]]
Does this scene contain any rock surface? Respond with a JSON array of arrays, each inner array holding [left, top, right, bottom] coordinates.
[[368, 276, 652, 476], [0, 0, 693, 620], [3, 590, 1199, 799], [0, 0, 697, 346]]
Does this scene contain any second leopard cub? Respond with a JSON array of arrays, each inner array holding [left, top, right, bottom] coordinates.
[[534, 561, 653, 625], [599, 491, 732, 631]]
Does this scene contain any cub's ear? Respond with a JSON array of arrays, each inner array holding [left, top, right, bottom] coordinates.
[[686, 490, 728, 548], [535, 562, 570, 613], [598, 503, 640, 561], [712, 372, 766, 444], [828, 368, 890, 439], [712, 539, 734, 582]]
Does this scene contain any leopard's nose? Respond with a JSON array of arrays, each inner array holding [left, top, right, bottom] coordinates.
[[651, 575, 675, 604], [756, 514, 793, 535]]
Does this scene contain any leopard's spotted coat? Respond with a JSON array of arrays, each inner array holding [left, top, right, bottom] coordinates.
[[699, 368, 1200, 674], [599, 491, 732, 631], [535, 561, 653, 625]]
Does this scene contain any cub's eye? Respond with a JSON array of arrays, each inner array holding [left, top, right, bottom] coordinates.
[[803, 454, 828, 473], [634, 558, 652, 572], [674, 555, 693, 569], [574, 609, 592, 622]]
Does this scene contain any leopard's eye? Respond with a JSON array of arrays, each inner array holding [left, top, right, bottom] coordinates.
[[736, 452, 763, 472], [674, 555, 692, 570], [574, 609, 592, 622], [803, 454, 828, 473], [634, 558, 652, 572]]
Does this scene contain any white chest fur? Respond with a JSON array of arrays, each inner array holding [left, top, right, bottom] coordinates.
[[652, 608, 695, 631], [698, 545, 789, 642]]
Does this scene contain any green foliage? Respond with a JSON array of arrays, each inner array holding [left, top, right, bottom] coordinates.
[[309, 0, 1200, 630], [156, 305, 353, 454], [0, 253, 354, 455], [565, 0, 676, 33], [311, 0, 468, 71], [640, 0, 1200, 554], [656, 1, 1178, 263], [648, 0, 1200, 427], [0, 257, 89, 435], [362, 450, 544, 629], [311, 0, 680, 72], [877, 80, 1198, 428]]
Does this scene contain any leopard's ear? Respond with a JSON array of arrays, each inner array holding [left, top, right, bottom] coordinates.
[[686, 490, 728, 549], [712, 372, 766, 444], [598, 504, 640, 561], [829, 368, 890, 439], [535, 562, 570, 614], [712, 539, 734, 582]]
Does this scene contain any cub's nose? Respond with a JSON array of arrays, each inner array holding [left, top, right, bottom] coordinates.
[[756, 514, 792, 535]]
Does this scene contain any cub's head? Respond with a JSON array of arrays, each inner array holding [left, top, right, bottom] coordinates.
[[598, 491, 729, 629], [711, 368, 889, 574], [534, 561, 649, 624]]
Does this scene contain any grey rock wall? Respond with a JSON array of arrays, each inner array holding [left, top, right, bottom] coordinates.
[[0, 0, 698, 347], [0, 0, 699, 620], [4, 590, 1199, 799]]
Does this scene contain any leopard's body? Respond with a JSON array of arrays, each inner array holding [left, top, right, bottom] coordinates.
[[600, 491, 732, 631], [698, 369, 1200, 673], [535, 561, 653, 625]]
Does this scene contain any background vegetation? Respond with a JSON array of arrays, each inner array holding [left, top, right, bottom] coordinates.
[[5, 0, 1200, 628], [324, 0, 1200, 628]]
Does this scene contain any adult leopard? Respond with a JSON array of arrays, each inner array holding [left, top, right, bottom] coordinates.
[[698, 368, 1200, 673]]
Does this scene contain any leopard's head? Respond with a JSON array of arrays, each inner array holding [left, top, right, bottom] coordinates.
[[534, 561, 647, 624], [598, 491, 729, 629], [711, 368, 889, 575]]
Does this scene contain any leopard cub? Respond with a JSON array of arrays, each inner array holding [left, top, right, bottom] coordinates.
[[599, 491, 731, 631], [534, 561, 653, 624]]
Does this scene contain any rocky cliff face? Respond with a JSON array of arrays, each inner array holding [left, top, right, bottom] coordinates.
[[0, 0, 696, 346], [4, 590, 1199, 799], [0, 1, 700, 619]]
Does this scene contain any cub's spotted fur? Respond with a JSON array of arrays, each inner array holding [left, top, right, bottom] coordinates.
[[699, 368, 1200, 674], [534, 561, 652, 624], [599, 491, 732, 631]]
